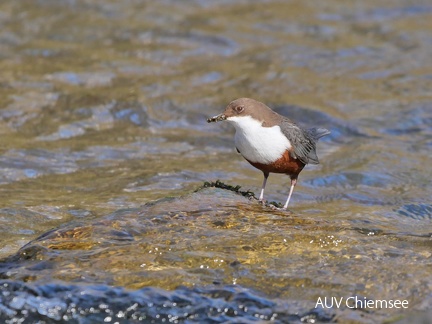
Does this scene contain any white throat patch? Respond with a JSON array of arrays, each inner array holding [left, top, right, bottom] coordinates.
[[227, 115, 292, 164]]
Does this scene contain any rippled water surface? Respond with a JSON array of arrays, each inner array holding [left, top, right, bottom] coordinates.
[[0, 0, 431, 322]]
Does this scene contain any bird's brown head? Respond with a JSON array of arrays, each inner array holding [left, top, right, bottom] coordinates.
[[207, 98, 272, 123]]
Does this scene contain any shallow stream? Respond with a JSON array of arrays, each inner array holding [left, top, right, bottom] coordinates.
[[0, 1, 431, 322]]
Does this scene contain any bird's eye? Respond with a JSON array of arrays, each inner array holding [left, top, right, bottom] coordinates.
[[234, 105, 244, 113]]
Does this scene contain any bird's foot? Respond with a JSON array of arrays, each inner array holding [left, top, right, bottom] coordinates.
[[266, 201, 289, 211], [257, 198, 289, 212]]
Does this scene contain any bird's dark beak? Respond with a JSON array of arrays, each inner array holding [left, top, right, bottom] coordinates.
[[207, 113, 227, 123]]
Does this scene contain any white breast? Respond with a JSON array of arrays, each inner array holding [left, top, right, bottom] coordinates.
[[227, 115, 292, 164]]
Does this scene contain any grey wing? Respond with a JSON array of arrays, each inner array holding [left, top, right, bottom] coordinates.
[[280, 121, 320, 165]]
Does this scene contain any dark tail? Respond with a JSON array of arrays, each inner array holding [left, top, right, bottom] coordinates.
[[300, 127, 331, 165], [308, 127, 331, 141]]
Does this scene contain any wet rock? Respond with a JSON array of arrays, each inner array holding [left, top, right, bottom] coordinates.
[[0, 182, 430, 322]]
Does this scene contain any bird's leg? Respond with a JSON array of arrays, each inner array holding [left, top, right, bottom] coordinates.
[[283, 178, 297, 209], [258, 173, 269, 202]]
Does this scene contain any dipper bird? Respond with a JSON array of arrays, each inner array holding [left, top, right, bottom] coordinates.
[[207, 98, 330, 209]]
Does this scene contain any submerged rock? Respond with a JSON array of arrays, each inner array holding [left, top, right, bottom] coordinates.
[[0, 182, 430, 323]]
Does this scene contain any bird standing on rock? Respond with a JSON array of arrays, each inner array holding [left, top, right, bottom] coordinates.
[[207, 98, 330, 209]]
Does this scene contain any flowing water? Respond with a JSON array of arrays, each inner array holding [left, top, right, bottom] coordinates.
[[0, 0, 431, 322]]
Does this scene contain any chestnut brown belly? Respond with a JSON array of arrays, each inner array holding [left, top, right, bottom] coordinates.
[[245, 150, 305, 179]]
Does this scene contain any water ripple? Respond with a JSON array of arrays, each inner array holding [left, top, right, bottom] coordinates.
[[0, 281, 334, 323]]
